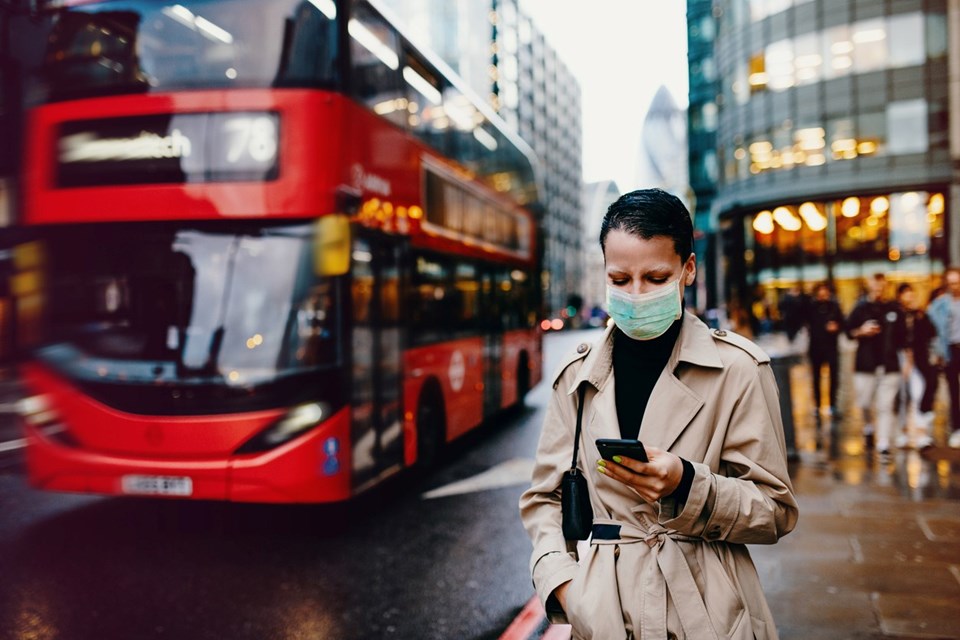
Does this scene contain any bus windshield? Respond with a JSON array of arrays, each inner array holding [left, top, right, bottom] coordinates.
[[35, 222, 343, 413], [38, 0, 339, 102]]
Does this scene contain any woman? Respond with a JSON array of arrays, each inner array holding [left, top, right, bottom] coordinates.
[[519, 189, 798, 639]]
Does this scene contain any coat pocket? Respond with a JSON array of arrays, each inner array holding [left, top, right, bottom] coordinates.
[[698, 544, 748, 638], [565, 546, 627, 640]]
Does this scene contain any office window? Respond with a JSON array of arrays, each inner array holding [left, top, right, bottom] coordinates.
[[823, 24, 852, 80], [766, 39, 794, 91], [828, 118, 856, 161], [926, 13, 948, 59], [852, 18, 887, 73], [794, 32, 822, 85], [888, 13, 924, 68], [858, 111, 885, 156], [887, 99, 927, 154]]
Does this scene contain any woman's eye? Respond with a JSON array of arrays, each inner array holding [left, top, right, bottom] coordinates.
[[610, 279, 628, 286], [649, 278, 668, 284]]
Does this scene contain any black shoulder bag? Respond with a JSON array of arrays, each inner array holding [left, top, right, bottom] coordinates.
[[561, 384, 593, 540]]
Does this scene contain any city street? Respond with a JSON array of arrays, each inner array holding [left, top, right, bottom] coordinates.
[[1, 330, 960, 640], [0, 331, 585, 640]]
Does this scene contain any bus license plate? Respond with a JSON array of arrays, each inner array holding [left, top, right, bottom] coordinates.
[[121, 475, 193, 496]]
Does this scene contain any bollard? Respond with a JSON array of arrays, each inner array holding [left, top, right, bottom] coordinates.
[[769, 354, 799, 462]]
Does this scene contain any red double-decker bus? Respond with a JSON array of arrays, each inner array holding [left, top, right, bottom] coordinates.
[[19, 0, 543, 502]]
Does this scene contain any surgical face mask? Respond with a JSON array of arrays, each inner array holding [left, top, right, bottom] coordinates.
[[606, 278, 682, 340]]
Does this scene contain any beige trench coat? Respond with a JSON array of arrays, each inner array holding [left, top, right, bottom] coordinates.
[[519, 313, 798, 639]]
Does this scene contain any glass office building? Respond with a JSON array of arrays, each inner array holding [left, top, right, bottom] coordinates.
[[705, 0, 956, 324]]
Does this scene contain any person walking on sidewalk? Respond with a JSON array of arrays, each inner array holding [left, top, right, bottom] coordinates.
[[927, 267, 960, 448], [895, 283, 936, 449], [519, 189, 798, 640], [806, 282, 843, 420], [844, 273, 907, 456]]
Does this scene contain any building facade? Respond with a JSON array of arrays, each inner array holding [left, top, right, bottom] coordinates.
[[380, 0, 584, 320], [492, 0, 584, 318], [687, 0, 722, 311], [581, 180, 620, 319], [702, 0, 957, 330]]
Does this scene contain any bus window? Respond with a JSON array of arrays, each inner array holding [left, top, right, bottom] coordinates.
[[39, 0, 338, 103], [452, 262, 479, 336], [409, 253, 451, 345], [349, 1, 405, 128], [403, 51, 445, 151]]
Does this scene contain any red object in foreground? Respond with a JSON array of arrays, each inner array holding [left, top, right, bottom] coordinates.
[[18, 0, 543, 503]]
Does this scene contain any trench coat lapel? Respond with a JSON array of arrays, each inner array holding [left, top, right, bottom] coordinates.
[[568, 314, 724, 450], [639, 313, 722, 451]]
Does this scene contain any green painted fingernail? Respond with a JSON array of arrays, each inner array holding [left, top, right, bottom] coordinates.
[[597, 459, 606, 467], [613, 456, 622, 464], [597, 465, 606, 474]]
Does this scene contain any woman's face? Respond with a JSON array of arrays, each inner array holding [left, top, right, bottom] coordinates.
[[603, 229, 696, 297]]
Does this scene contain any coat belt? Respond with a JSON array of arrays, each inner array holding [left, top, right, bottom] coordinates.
[[590, 518, 721, 640]]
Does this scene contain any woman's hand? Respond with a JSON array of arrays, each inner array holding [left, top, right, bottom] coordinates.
[[596, 446, 684, 503]]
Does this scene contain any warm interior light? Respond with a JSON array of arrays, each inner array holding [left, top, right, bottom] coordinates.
[[870, 196, 889, 215], [753, 210, 775, 234], [798, 202, 827, 231], [772, 207, 802, 231], [901, 192, 921, 209], [928, 193, 945, 215], [841, 197, 861, 218]]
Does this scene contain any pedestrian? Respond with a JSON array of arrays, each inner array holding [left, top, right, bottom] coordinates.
[[927, 267, 960, 448], [844, 273, 908, 456], [778, 284, 809, 342], [519, 189, 798, 639], [895, 282, 936, 449], [805, 282, 843, 420]]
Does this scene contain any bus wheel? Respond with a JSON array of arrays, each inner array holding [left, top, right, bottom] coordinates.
[[416, 384, 445, 469], [516, 352, 531, 407]]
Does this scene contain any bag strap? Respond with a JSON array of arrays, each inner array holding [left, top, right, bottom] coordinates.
[[569, 383, 587, 470]]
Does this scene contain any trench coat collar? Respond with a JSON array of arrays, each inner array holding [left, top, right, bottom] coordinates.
[[566, 311, 724, 396]]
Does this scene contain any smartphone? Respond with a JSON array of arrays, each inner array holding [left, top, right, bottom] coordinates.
[[595, 438, 649, 463]]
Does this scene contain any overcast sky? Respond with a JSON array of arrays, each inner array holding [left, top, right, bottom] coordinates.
[[519, 0, 689, 191]]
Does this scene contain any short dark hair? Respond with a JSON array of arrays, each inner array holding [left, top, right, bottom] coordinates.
[[599, 188, 694, 260], [897, 282, 913, 296]]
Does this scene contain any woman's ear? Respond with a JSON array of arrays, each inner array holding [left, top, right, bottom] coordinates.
[[684, 254, 697, 286]]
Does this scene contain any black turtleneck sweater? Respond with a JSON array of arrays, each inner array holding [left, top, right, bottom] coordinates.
[[612, 319, 693, 503], [613, 320, 682, 439]]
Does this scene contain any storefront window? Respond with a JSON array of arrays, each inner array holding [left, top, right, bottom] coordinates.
[[888, 191, 928, 259]]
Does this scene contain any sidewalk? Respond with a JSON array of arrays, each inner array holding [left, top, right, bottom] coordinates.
[[512, 340, 960, 640]]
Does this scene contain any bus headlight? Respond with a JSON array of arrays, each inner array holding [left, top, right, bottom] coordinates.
[[235, 402, 331, 454], [18, 394, 78, 447]]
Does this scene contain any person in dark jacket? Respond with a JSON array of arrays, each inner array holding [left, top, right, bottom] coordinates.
[[895, 283, 937, 449], [806, 282, 844, 419], [845, 274, 908, 456]]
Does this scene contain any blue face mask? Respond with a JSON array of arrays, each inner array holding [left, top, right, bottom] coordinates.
[[606, 279, 682, 340]]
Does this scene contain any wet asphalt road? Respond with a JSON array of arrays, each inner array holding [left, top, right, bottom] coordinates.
[[0, 330, 594, 640]]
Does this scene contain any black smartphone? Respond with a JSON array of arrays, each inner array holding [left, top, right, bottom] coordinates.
[[595, 438, 649, 463]]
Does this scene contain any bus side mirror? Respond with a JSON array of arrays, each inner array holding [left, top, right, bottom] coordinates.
[[315, 215, 350, 276]]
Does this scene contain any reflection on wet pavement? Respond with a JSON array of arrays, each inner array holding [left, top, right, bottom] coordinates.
[[787, 348, 960, 501]]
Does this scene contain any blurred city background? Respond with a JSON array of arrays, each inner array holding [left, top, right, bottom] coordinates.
[[0, 1, 959, 639]]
